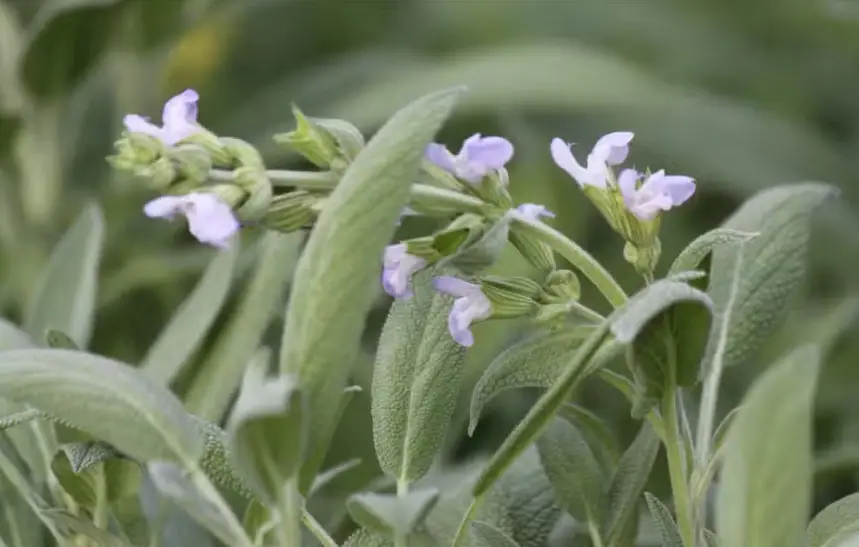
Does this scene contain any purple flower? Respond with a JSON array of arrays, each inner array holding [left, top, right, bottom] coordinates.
[[515, 203, 555, 222], [550, 132, 634, 188], [433, 276, 492, 347], [426, 133, 514, 184], [381, 244, 427, 298], [618, 168, 696, 220], [124, 89, 201, 146], [144, 192, 240, 248]]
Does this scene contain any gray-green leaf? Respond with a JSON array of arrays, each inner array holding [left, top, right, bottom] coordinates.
[[346, 488, 439, 537], [716, 345, 821, 547], [141, 241, 238, 386], [226, 348, 306, 504], [536, 416, 606, 525], [668, 228, 758, 276], [470, 521, 522, 547], [704, 183, 836, 371], [0, 348, 203, 463], [61, 440, 122, 473], [806, 492, 859, 547], [372, 269, 466, 484], [644, 493, 683, 547], [41, 509, 132, 547], [24, 202, 104, 349], [279, 87, 463, 490]]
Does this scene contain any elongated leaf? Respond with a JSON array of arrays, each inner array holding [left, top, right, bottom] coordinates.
[[0, 349, 203, 463], [344, 528, 393, 547], [470, 521, 521, 547], [184, 231, 300, 421], [141, 242, 238, 385], [716, 345, 821, 547], [536, 416, 605, 524], [227, 349, 306, 504], [468, 327, 618, 434], [347, 488, 439, 537], [557, 403, 619, 469], [372, 269, 466, 483], [42, 509, 132, 547], [644, 493, 683, 547], [0, 320, 32, 350], [668, 229, 758, 275], [309, 458, 362, 498], [45, 329, 78, 349], [0, 0, 24, 113], [279, 87, 463, 490], [704, 183, 836, 372], [60, 440, 122, 473], [25, 203, 104, 349], [603, 422, 661, 545], [807, 492, 859, 547]]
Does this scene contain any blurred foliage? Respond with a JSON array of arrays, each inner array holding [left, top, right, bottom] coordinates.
[[3, 0, 859, 543]]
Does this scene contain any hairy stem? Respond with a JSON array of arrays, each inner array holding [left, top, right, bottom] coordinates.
[[395, 478, 409, 547], [277, 478, 303, 547], [662, 387, 696, 547], [302, 509, 339, 547]]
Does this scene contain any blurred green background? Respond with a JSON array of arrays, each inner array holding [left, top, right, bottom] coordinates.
[[4, 0, 859, 541]]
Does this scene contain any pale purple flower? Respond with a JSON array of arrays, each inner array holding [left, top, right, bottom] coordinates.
[[617, 168, 696, 221], [550, 132, 634, 188], [516, 203, 555, 222], [426, 133, 514, 184], [382, 243, 427, 298], [433, 276, 492, 347], [124, 89, 201, 146], [144, 192, 239, 248]]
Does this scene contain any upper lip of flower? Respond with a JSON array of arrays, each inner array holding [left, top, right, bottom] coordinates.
[[123, 89, 201, 146], [550, 131, 634, 188], [618, 168, 697, 220], [425, 133, 514, 184], [143, 192, 239, 248]]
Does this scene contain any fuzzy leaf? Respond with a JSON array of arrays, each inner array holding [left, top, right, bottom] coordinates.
[[668, 229, 758, 276], [441, 216, 511, 275], [41, 509, 132, 546], [536, 416, 606, 524], [704, 183, 836, 372], [141, 242, 238, 385], [716, 345, 821, 547], [279, 87, 463, 490], [806, 492, 859, 547], [0, 349, 203, 463], [61, 440, 122, 473], [644, 493, 683, 547], [470, 521, 522, 547], [25, 203, 104, 349], [347, 488, 440, 537], [344, 528, 393, 547], [45, 329, 78, 350], [372, 269, 466, 483]]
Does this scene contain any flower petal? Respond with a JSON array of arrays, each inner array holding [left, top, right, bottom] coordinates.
[[161, 89, 200, 145], [659, 175, 696, 205], [143, 196, 184, 219], [123, 115, 163, 139], [617, 168, 640, 201], [516, 203, 555, 221], [591, 131, 634, 165], [448, 298, 476, 347], [433, 276, 479, 298], [550, 138, 592, 187], [183, 193, 240, 247], [425, 143, 456, 173], [462, 135, 514, 170]]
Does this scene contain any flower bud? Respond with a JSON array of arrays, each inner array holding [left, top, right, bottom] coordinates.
[[623, 239, 662, 278], [233, 166, 273, 221], [509, 224, 556, 274], [220, 137, 265, 169], [144, 157, 178, 192], [479, 275, 541, 318], [312, 117, 364, 162], [207, 184, 247, 209], [542, 269, 581, 303], [183, 129, 233, 167], [274, 105, 340, 169], [472, 167, 513, 209], [263, 190, 323, 232], [168, 144, 212, 183]]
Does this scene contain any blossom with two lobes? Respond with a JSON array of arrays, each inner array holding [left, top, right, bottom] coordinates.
[[425, 133, 514, 184], [124, 90, 240, 248], [432, 276, 491, 347]]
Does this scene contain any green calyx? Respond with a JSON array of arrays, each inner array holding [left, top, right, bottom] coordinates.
[[480, 275, 542, 318]]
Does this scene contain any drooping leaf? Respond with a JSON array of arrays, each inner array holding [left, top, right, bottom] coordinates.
[[667, 229, 758, 276], [141, 242, 239, 386], [226, 348, 306, 504], [602, 422, 661, 545], [470, 521, 522, 547], [372, 269, 466, 484], [184, 231, 300, 421], [279, 87, 463, 490], [644, 493, 683, 547], [806, 492, 859, 547], [536, 416, 606, 524], [703, 183, 836, 373], [0, 348, 203, 463], [716, 345, 821, 547], [346, 488, 440, 537], [24, 202, 104, 349]]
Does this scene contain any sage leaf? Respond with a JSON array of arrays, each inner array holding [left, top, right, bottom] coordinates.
[[372, 269, 466, 484], [44, 329, 78, 350], [309, 458, 362, 498], [279, 87, 463, 490], [470, 521, 522, 547], [41, 509, 132, 547], [668, 228, 758, 276], [226, 348, 306, 504], [557, 403, 619, 469], [25, 202, 104, 349], [60, 440, 122, 473], [704, 183, 836, 372], [716, 345, 821, 547], [644, 493, 683, 547], [0, 348, 203, 463], [536, 416, 606, 525], [807, 492, 859, 547], [141, 241, 238, 386], [344, 528, 393, 547], [0, 319, 33, 350], [442, 216, 511, 275], [603, 422, 661, 545], [346, 488, 440, 537]]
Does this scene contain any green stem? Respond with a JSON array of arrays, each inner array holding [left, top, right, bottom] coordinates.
[[277, 478, 303, 547], [509, 210, 628, 308], [395, 478, 409, 547], [301, 509, 339, 547], [93, 464, 109, 530], [662, 387, 696, 547], [452, 497, 482, 547]]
